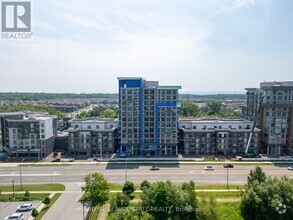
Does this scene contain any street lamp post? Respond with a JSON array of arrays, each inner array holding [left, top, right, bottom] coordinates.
[[226, 167, 229, 189], [82, 201, 85, 220], [20, 158, 25, 189], [125, 157, 127, 182], [12, 180, 15, 200]]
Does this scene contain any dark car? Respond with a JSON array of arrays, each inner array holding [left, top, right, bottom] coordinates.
[[224, 164, 234, 168], [150, 166, 160, 171]]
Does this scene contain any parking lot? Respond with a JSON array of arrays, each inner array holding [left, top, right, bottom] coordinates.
[[0, 201, 41, 220]]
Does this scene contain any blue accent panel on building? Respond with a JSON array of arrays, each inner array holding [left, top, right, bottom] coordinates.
[[119, 79, 141, 88], [139, 80, 143, 157], [155, 102, 177, 156], [118, 80, 122, 153]]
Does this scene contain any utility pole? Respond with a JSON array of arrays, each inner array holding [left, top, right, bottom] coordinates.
[[226, 167, 229, 189], [125, 157, 127, 182], [82, 201, 85, 220], [20, 158, 25, 189], [12, 180, 15, 200]]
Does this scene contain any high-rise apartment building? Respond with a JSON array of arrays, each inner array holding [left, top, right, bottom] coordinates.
[[242, 81, 293, 156], [118, 77, 181, 156]]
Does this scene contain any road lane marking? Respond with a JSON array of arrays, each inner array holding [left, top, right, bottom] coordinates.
[[0, 173, 61, 177]]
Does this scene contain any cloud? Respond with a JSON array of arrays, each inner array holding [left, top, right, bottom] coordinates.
[[216, 0, 271, 14]]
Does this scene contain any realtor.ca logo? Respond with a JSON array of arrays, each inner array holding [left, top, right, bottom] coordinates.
[[1, 1, 33, 40]]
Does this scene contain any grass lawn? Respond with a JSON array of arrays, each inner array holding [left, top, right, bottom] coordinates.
[[0, 184, 65, 192], [0, 193, 50, 202], [217, 202, 243, 220], [196, 185, 244, 190], [109, 183, 140, 191], [197, 191, 240, 198], [34, 193, 62, 220], [109, 183, 244, 191]]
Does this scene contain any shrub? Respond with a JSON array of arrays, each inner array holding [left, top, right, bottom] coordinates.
[[43, 196, 51, 205], [31, 208, 38, 217], [122, 181, 135, 196]]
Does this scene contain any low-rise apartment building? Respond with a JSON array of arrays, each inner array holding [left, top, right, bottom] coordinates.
[[0, 111, 57, 159], [67, 118, 118, 157], [178, 118, 260, 155]]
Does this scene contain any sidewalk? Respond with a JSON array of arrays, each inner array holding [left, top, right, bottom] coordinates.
[[27, 192, 55, 220]]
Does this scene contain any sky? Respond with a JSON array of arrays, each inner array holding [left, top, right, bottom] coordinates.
[[0, 0, 293, 94]]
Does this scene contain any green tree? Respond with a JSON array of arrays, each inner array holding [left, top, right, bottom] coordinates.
[[241, 176, 293, 220], [207, 101, 222, 114], [43, 196, 51, 205], [140, 180, 151, 191], [247, 166, 266, 187], [99, 109, 117, 118], [181, 180, 195, 191], [122, 181, 135, 196], [110, 192, 130, 211], [179, 101, 200, 117], [31, 208, 38, 217], [199, 194, 219, 220], [108, 206, 153, 220], [24, 190, 30, 198], [141, 181, 200, 220], [81, 172, 110, 206]]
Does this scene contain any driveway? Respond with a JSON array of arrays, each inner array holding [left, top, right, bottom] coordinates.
[[42, 182, 89, 220]]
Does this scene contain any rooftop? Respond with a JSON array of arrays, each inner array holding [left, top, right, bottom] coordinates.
[[179, 117, 252, 123], [117, 77, 143, 80], [157, 86, 182, 89]]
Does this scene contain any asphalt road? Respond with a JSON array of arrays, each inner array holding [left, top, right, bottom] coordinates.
[[0, 164, 292, 220], [0, 164, 292, 186]]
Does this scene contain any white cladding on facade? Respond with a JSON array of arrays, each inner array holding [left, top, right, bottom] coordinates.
[[179, 118, 254, 130], [67, 118, 118, 156], [70, 119, 117, 130]]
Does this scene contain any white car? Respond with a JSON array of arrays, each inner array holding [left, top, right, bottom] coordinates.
[[4, 213, 24, 220], [204, 166, 214, 171], [288, 166, 293, 171], [17, 203, 33, 211]]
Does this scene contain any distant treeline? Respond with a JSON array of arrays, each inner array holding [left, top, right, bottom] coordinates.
[[0, 104, 64, 118], [179, 93, 246, 100], [0, 92, 118, 101], [0, 92, 245, 101]]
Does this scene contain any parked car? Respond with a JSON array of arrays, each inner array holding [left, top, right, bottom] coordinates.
[[288, 166, 293, 171], [150, 166, 160, 171], [223, 164, 234, 168], [4, 213, 24, 220], [17, 203, 33, 211], [204, 166, 214, 171]]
